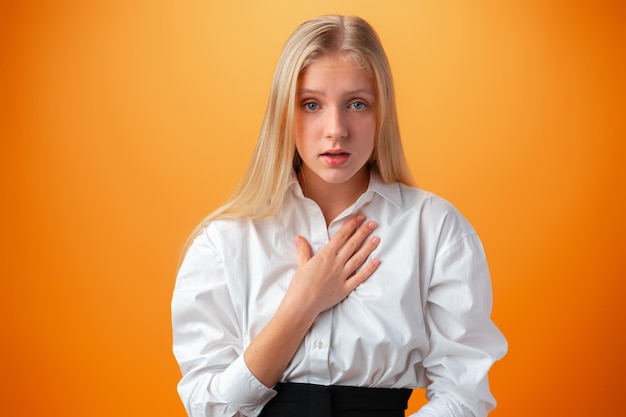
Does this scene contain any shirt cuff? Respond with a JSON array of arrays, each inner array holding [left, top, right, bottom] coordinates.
[[219, 355, 277, 416], [409, 393, 474, 417]]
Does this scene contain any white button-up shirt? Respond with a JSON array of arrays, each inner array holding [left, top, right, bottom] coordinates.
[[172, 173, 507, 417]]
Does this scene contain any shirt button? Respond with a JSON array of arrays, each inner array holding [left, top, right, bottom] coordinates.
[[314, 340, 324, 349]]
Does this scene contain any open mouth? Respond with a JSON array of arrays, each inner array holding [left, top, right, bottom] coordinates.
[[321, 151, 350, 158], [320, 151, 350, 166]]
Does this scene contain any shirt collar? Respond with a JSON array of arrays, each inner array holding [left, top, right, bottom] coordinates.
[[287, 170, 403, 210], [365, 171, 403, 209]]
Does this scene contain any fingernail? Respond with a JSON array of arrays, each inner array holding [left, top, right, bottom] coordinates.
[[356, 214, 365, 222], [371, 236, 380, 245], [368, 221, 377, 229], [294, 236, 301, 246]]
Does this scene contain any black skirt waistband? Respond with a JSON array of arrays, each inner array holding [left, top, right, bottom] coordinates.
[[259, 382, 412, 417]]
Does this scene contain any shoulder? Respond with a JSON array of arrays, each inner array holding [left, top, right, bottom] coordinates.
[[399, 184, 473, 228], [181, 217, 253, 264], [176, 217, 259, 288], [192, 216, 260, 250], [390, 184, 479, 253], [371, 175, 467, 229]]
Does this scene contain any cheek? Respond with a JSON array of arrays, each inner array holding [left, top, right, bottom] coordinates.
[[293, 130, 309, 159], [294, 114, 311, 139], [294, 116, 321, 152], [295, 115, 319, 135], [355, 117, 377, 143]]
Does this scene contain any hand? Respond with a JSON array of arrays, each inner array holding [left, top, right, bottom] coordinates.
[[243, 214, 380, 387], [286, 214, 381, 318]]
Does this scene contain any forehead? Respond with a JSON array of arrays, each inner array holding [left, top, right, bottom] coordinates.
[[297, 54, 375, 93]]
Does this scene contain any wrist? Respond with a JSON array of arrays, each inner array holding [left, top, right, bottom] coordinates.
[[276, 293, 319, 330]]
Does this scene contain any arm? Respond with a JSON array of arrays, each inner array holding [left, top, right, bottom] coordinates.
[[172, 214, 381, 417], [172, 227, 264, 417], [412, 233, 507, 417]]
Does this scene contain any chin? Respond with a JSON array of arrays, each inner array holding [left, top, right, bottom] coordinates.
[[319, 172, 360, 185]]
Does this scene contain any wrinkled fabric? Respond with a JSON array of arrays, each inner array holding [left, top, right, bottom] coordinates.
[[172, 173, 507, 417]]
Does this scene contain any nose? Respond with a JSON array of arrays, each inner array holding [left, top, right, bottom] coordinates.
[[324, 107, 348, 141]]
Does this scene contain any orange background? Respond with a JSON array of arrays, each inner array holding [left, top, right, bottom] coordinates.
[[3, 1, 624, 416]]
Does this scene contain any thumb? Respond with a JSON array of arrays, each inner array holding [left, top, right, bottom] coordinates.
[[293, 235, 312, 267]]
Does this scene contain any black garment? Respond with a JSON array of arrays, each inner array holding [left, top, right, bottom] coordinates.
[[259, 383, 412, 417]]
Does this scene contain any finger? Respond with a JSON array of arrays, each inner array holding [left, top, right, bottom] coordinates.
[[337, 220, 378, 261], [346, 257, 381, 290], [326, 213, 366, 253], [294, 235, 312, 267], [344, 235, 380, 273]]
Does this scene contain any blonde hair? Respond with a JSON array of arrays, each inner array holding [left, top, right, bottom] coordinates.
[[182, 15, 413, 255]]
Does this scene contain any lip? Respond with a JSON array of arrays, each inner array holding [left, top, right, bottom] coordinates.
[[320, 149, 350, 167], [321, 148, 350, 155]]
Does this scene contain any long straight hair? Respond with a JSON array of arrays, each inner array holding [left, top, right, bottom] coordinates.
[[182, 15, 413, 256]]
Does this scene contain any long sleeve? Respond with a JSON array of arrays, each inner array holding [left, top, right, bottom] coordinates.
[[171, 227, 276, 417], [171, 177, 506, 416], [414, 226, 507, 417], [412, 393, 474, 417]]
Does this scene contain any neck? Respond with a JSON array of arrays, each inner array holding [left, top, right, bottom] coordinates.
[[298, 168, 370, 226]]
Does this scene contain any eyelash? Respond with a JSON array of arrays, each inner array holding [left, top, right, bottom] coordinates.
[[301, 100, 369, 112], [350, 101, 367, 110], [304, 102, 319, 111]]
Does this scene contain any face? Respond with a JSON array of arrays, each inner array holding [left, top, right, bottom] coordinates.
[[294, 54, 377, 192]]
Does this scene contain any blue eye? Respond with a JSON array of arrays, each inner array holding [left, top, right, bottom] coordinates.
[[350, 101, 367, 110], [304, 102, 319, 111]]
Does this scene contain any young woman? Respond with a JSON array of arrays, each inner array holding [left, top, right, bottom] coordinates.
[[172, 15, 507, 417]]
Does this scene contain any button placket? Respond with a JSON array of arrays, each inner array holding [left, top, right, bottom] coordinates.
[[301, 194, 334, 384], [307, 308, 333, 384]]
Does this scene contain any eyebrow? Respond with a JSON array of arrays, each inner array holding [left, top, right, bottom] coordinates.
[[296, 88, 375, 97]]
